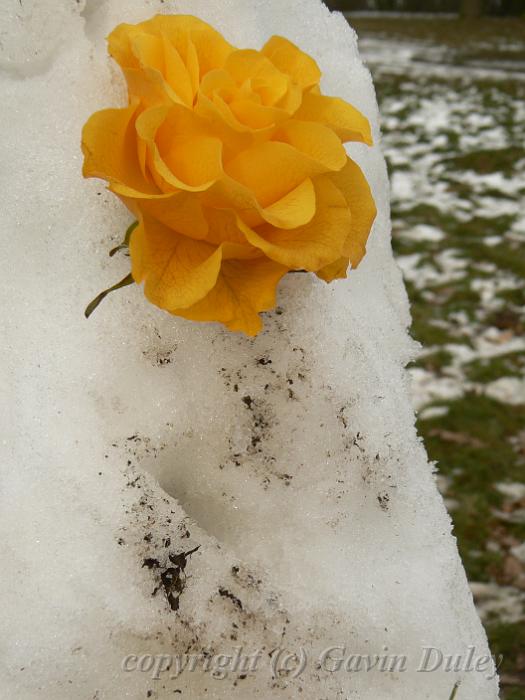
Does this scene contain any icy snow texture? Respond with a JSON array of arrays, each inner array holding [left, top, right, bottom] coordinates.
[[0, 0, 498, 698]]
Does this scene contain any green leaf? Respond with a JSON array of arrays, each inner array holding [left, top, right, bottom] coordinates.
[[84, 273, 134, 319], [109, 221, 138, 257], [449, 683, 460, 700], [123, 220, 138, 245], [108, 244, 129, 257]]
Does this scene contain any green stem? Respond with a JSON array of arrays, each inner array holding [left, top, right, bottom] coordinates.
[[449, 682, 460, 700], [109, 221, 138, 257], [84, 273, 134, 319]]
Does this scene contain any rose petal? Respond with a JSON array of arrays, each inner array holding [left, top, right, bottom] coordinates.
[[130, 214, 223, 310], [262, 36, 321, 89], [260, 178, 316, 229], [224, 140, 330, 209], [82, 101, 159, 198], [130, 32, 164, 73], [109, 25, 181, 107], [330, 157, 376, 267], [295, 92, 373, 145], [171, 257, 288, 335], [225, 50, 289, 105], [107, 22, 142, 70], [108, 16, 234, 105], [274, 119, 347, 172], [126, 192, 209, 240], [110, 15, 233, 70], [203, 208, 253, 247], [160, 31, 194, 106], [315, 256, 349, 282], [229, 99, 288, 130], [204, 174, 316, 230], [136, 105, 223, 192], [239, 176, 350, 270]]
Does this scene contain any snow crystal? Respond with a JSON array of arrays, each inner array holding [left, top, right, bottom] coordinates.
[[0, 1, 498, 698]]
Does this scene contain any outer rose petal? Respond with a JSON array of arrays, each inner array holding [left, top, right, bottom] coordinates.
[[124, 192, 209, 240], [315, 256, 349, 282], [107, 23, 142, 70], [331, 157, 376, 267], [130, 214, 223, 310], [239, 176, 351, 271], [109, 25, 185, 107], [274, 120, 347, 172], [81, 101, 160, 198], [108, 16, 234, 102], [262, 36, 321, 89], [171, 258, 288, 336], [316, 158, 376, 282], [155, 15, 234, 78], [294, 92, 373, 145]]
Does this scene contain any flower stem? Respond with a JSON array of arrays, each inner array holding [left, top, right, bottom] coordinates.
[[84, 273, 134, 319]]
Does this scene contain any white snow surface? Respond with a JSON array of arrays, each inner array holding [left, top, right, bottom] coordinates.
[[0, 0, 498, 698]]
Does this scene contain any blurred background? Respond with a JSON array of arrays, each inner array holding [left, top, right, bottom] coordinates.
[[329, 0, 523, 14], [326, 2, 525, 697]]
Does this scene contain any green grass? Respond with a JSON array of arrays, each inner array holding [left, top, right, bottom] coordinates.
[[351, 16, 525, 63], [485, 621, 525, 700], [441, 147, 525, 176], [359, 18, 525, 696], [419, 394, 525, 693], [412, 349, 455, 374], [464, 353, 525, 383]]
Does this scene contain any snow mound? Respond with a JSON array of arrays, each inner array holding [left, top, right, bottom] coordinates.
[[0, 0, 498, 698]]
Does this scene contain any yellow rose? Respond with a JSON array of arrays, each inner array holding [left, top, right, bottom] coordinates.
[[82, 15, 376, 335]]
